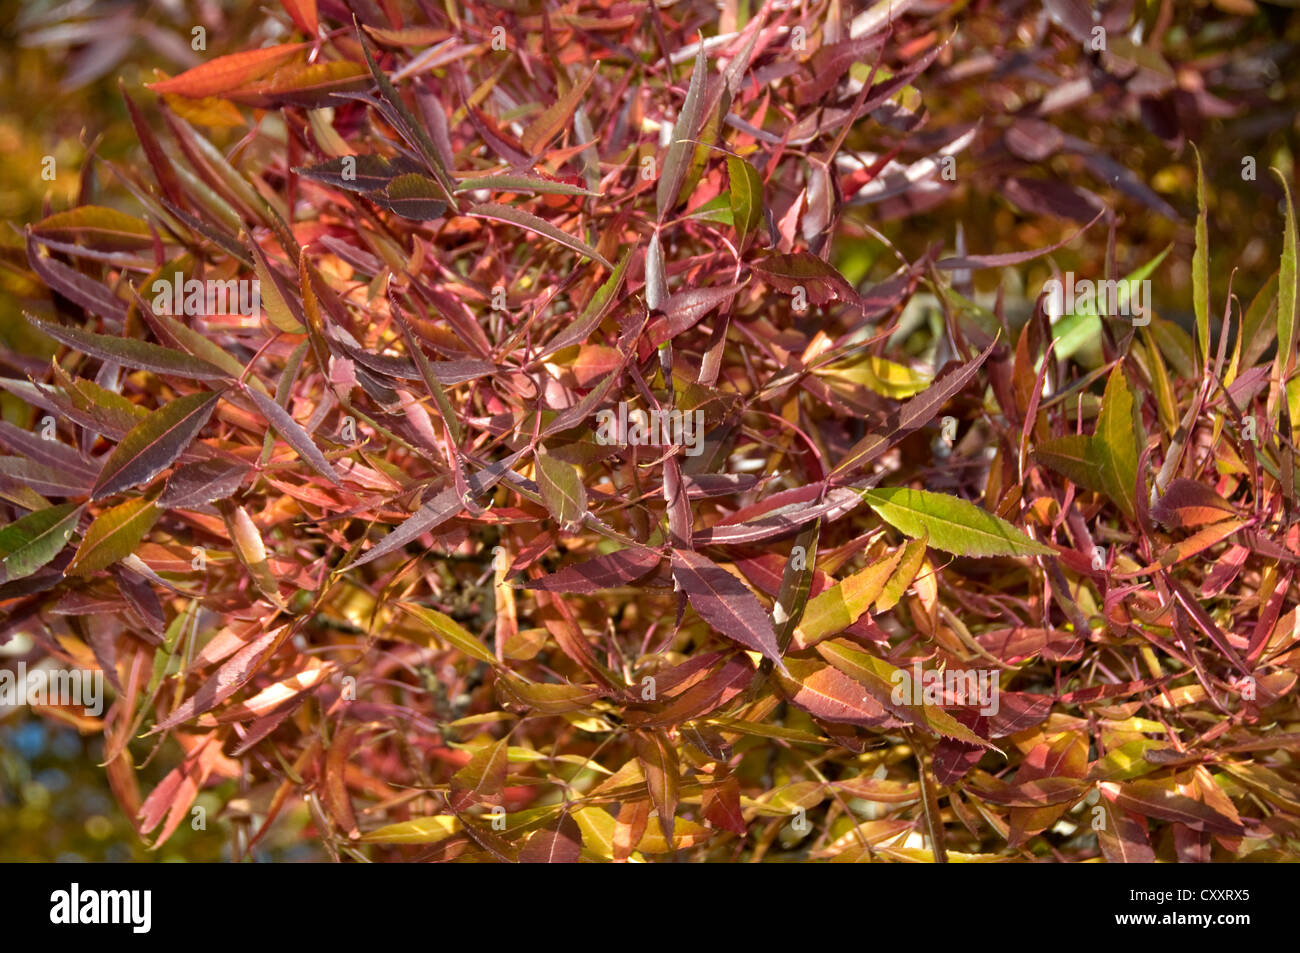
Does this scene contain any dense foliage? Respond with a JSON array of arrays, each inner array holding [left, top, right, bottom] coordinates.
[[2, 0, 1300, 862]]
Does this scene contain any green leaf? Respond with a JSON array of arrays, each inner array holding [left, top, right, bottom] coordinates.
[[452, 173, 599, 197], [397, 602, 498, 666], [0, 503, 81, 581], [1192, 144, 1209, 370], [726, 156, 763, 248], [358, 815, 461, 845], [536, 450, 587, 528], [66, 496, 161, 575], [1033, 434, 1106, 495], [1094, 366, 1140, 521], [793, 547, 902, 649], [92, 391, 221, 500], [821, 354, 931, 399], [1274, 168, 1298, 428], [539, 248, 632, 358], [251, 244, 305, 333], [861, 487, 1053, 558], [32, 206, 152, 251]]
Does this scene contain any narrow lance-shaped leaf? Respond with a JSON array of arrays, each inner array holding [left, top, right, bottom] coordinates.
[[1094, 366, 1140, 521], [658, 45, 707, 220], [0, 503, 82, 581], [861, 487, 1054, 558], [146, 44, 306, 98], [831, 336, 997, 480], [1192, 145, 1210, 370], [1274, 167, 1298, 427], [92, 391, 221, 500], [469, 203, 613, 269], [535, 449, 587, 529], [520, 70, 595, 156], [66, 496, 162, 576], [670, 549, 789, 673], [243, 385, 343, 486], [727, 156, 764, 248], [26, 314, 228, 381]]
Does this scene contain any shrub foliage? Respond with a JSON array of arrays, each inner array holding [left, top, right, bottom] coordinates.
[[3, 0, 1300, 862]]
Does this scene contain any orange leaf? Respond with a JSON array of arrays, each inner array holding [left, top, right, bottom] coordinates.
[[147, 44, 308, 98]]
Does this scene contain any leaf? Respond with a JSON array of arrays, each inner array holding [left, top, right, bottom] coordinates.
[[359, 815, 461, 845], [0, 503, 81, 581], [650, 284, 743, 345], [222, 502, 283, 608], [1150, 478, 1237, 529], [367, 173, 449, 220], [1096, 800, 1155, 864], [27, 315, 228, 381], [1193, 145, 1210, 370], [520, 71, 594, 156], [861, 487, 1053, 558], [657, 46, 707, 220], [1099, 780, 1245, 836], [31, 206, 152, 251], [754, 252, 859, 307], [1033, 434, 1105, 494], [159, 459, 248, 510], [251, 243, 305, 333], [147, 44, 306, 98], [450, 737, 509, 809], [469, 203, 612, 269], [793, 547, 903, 649], [632, 730, 679, 847], [244, 385, 342, 486], [397, 602, 497, 666], [1275, 167, 1298, 414], [1043, 0, 1094, 41], [27, 233, 127, 323], [66, 496, 161, 575], [518, 813, 583, 863], [452, 173, 598, 197], [540, 249, 632, 357], [522, 547, 661, 593], [876, 535, 927, 611], [345, 452, 523, 570], [297, 154, 424, 193], [536, 450, 587, 528], [92, 391, 220, 500], [281, 0, 318, 36], [726, 156, 763, 248], [816, 639, 996, 749], [670, 549, 788, 673], [776, 657, 892, 726], [821, 354, 931, 399], [830, 336, 997, 480], [935, 210, 1103, 270], [1094, 366, 1140, 521], [496, 673, 603, 714]]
